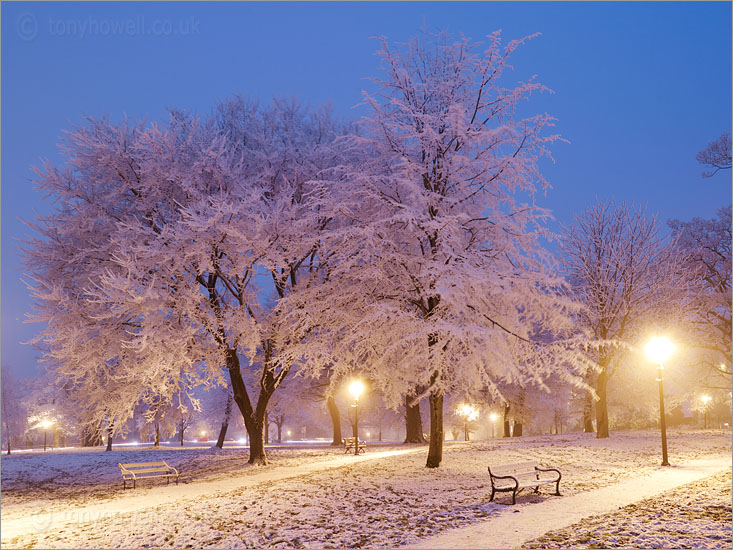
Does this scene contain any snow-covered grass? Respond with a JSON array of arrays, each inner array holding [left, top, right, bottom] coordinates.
[[523, 468, 732, 549], [1, 430, 730, 549]]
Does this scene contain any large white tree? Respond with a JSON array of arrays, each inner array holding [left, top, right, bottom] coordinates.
[[281, 30, 592, 467], [26, 99, 345, 464]]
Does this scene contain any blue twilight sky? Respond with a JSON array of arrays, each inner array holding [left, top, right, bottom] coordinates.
[[2, 1, 731, 379]]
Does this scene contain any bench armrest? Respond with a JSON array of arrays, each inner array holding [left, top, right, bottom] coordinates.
[[162, 461, 179, 476], [487, 470, 519, 489], [535, 467, 561, 481]]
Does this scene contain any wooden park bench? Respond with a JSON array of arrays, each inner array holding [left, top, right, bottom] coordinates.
[[487, 461, 562, 505], [343, 436, 366, 454], [118, 460, 180, 489]]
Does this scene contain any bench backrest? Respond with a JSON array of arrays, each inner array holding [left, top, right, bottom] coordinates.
[[119, 461, 170, 471], [488, 461, 539, 477], [343, 437, 355, 444]]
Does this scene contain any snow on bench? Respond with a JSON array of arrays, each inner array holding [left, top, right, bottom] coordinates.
[[488, 461, 562, 505], [118, 460, 180, 490], [343, 437, 366, 454]]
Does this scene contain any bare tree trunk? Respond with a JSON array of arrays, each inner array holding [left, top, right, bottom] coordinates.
[[503, 404, 511, 437], [154, 422, 160, 447], [326, 396, 342, 446], [426, 392, 443, 468], [264, 410, 270, 445], [106, 425, 113, 451], [596, 367, 610, 438], [216, 390, 233, 449], [405, 392, 427, 443], [512, 420, 523, 437], [583, 390, 595, 432]]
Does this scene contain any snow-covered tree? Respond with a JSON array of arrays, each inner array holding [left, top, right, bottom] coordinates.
[[696, 132, 731, 178], [668, 206, 732, 386], [1, 366, 28, 454], [560, 200, 693, 438], [281, 30, 592, 467], [25, 98, 345, 464]]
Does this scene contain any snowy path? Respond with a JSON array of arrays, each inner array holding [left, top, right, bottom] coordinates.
[[1, 447, 423, 542], [405, 454, 731, 549]]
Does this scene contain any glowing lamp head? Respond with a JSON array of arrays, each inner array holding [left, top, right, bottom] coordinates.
[[458, 404, 479, 421], [645, 337, 674, 364], [489, 413, 499, 422], [41, 420, 53, 429], [200, 430, 206, 437], [701, 395, 712, 404], [349, 380, 365, 400]]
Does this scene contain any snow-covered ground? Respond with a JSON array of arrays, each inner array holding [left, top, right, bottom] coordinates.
[[1, 430, 730, 549], [523, 468, 732, 549]]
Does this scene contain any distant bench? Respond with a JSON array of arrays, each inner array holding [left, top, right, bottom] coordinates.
[[488, 461, 562, 505], [118, 461, 179, 489], [343, 437, 366, 454]]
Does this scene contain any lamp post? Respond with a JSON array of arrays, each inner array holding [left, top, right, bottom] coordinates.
[[645, 336, 674, 466], [701, 395, 712, 429], [457, 404, 479, 441], [41, 420, 53, 451], [349, 380, 364, 455], [489, 413, 499, 438]]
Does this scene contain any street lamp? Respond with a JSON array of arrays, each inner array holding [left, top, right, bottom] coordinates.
[[41, 420, 53, 451], [701, 395, 712, 429], [489, 412, 499, 438], [645, 336, 674, 466], [457, 404, 479, 441], [349, 380, 364, 455]]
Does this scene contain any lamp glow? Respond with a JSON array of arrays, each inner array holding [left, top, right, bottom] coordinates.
[[349, 380, 365, 400], [645, 337, 674, 364]]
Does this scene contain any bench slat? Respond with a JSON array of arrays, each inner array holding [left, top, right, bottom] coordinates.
[[122, 467, 174, 475], [120, 461, 170, 468]]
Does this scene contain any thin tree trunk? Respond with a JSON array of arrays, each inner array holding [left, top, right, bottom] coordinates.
[[277, 423, 282, 443], [426, 392, 443, 468], [326, 396, 342, 446], [512, 420, 523, 437], [503, 404, 511, 437], [216, 390, 233, 449], [596, 368, 610, 438], [405, 392, 427, 443], [106, 425, 113, 451], [264, 411, 270, 445], [154, 422, 160, 447], [583, 390, 595, 432]]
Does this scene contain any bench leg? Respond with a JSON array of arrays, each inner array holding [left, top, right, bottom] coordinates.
[[489, 487, 495, 502], [555, 480, 561, 496], [512, 488, 517, 505]]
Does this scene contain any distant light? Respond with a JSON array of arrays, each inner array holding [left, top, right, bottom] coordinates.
[[645, 337, 674, 364], [238, 438, 247, 445], [286, 430, 292, 437], [349, 380, 365, 399], [366, 432, 370, 437], [489, 413, 499, 422], [131, 441, 139, 446], [200, 430, 206, 437], [701, 395, 712, 404], [40, 420, 53, 429]]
